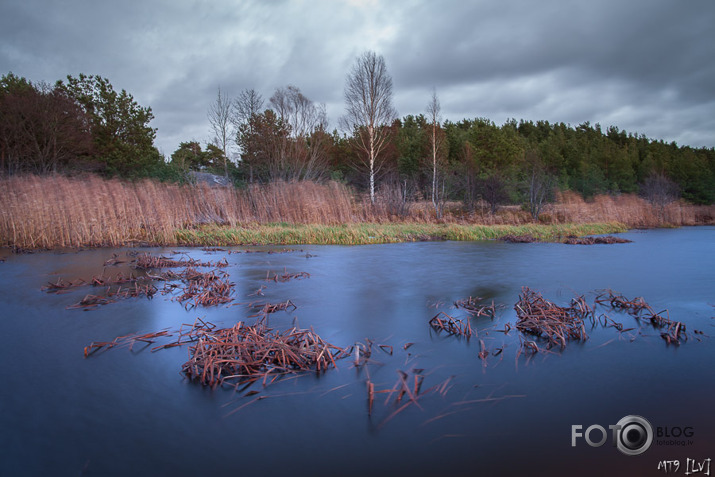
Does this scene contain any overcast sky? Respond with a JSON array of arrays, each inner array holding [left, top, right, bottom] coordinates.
[[2, 0, 714, 156]]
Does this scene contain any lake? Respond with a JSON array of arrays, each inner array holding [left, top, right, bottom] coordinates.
[[0, 227, 713, 477]]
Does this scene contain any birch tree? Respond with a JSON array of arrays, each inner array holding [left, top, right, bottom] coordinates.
[[207, 86, 232, 177], [340, 51, 397, 203], [426, 88, 446, 216]]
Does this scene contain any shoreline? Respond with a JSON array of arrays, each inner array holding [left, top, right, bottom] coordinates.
[[2, 222, 630, 252]]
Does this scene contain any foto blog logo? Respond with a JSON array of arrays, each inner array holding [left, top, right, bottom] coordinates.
[[572, 415, 654, 456]]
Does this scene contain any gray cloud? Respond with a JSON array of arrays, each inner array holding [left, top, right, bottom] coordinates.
[[1, 0, 713, 155]]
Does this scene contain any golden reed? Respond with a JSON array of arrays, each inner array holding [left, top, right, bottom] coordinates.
[[0, 175, 712, 249]]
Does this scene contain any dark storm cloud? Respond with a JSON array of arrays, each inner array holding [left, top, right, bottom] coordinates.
[[1, 0, 713, 155], [384, 1, 715, 145]]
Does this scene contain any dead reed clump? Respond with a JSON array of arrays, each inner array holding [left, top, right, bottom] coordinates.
[[181, 321, 350, 388], [172, 268, 235, 309], [429, 312, 474, 338], [514, 287, 590, 349], [595, 289, 687, 344]]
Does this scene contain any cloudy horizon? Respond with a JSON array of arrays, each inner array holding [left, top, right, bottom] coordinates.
[[2, 0, 713, 157]]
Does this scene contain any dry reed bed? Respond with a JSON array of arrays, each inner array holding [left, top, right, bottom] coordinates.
[[0, 175, 356, 249], [549, 190, 714, 227], [2, 175, 714, 249]]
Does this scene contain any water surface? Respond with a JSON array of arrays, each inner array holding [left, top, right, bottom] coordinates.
[[0, 227, 713, 476]]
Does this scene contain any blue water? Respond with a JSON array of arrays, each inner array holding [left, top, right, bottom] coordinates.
[[0, 227, 713, 477]]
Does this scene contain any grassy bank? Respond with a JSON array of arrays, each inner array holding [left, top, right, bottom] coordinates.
[[174, 222, 629, 246], [1, 174, 711, 249]]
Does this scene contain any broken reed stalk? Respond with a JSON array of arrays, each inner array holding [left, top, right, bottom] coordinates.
[[181, 321, 350, 388], [84, 329, 172, 357], [368, 369, 460, 428], [514, 287, 590, 349]]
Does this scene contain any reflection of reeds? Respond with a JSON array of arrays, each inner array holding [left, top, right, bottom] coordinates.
[[2, 175, 712, 249]]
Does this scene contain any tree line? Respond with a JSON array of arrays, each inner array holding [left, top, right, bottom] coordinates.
[[2, 52, 714, 214]]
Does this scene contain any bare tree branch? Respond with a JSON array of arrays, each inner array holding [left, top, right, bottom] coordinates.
[[207, 86, 233, 177]]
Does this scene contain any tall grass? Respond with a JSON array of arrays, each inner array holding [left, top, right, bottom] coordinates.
[[1, 175, 712, 249]]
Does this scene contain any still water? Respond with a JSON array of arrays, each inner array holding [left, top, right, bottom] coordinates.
[[0, 227, 713, 477]]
